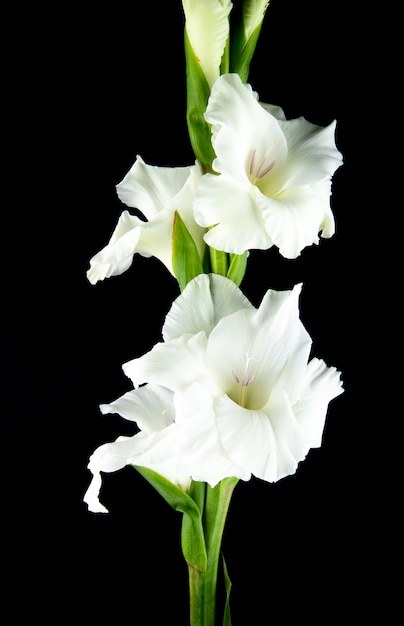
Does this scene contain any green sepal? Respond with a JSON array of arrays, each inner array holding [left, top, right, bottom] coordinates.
[[230, 21, 265, 83], [134, 466, 207, 573], [222, 554, 233, 626], [226, 251, 248, 286], [184, 28, 216, 169], [172, 210, 204, 292]]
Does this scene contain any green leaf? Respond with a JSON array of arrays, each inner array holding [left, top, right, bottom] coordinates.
[[172, 210, 204, 292], [222, 554, 233, 626], [134, 466, 207, 572], [226, 252, 248, 286], [184, 28, 216, 169]]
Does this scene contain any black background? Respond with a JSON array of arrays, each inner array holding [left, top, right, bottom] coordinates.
[[8, 1, 390, 623]]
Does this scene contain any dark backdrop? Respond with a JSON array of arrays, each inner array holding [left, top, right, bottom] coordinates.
[[8, 1, 386, 624]]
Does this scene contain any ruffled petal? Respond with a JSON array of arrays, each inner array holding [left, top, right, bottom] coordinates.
[[278, 117, 343, 188], [292, 357, 344, 448], [256, 182, 334, 259], [163, 273, 253, 341]]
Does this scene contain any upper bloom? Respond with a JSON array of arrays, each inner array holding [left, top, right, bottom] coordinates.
[[193, 73, 343, 258], [86, 156, 205, 284]]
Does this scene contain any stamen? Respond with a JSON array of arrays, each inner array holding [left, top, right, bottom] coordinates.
[[249, 140, 279, 182], [257, 159, 276, 178], [249, 149, 257, 176], [232, 370, 240, 384], [231, 354, 258, 408]]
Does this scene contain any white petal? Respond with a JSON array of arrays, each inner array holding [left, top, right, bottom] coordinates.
[[182, 0, 232, 88], [83, 426, 192, 513], [133, 209, 175, 274], [86, 211, 142, 284], [205, 74, 288, 182], [256, 183, 334, 258], [206, 284, 311, 410], [194, 173, 273, 253], [278, 117, 343, 188], [214, 395, 281, 481], [123, 332, 212, 394], [99, 384, 176, 434], [292, 358, 343, 448], [163, 274, 253, 341], [116, 155, 195, 220], [173, 383, 250, 486]]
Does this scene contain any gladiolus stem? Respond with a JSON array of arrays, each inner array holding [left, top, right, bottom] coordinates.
[[186, 478, 238, 626]]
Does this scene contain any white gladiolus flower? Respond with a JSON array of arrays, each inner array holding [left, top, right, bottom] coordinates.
[[193, 73, 343, 258], [182, 0, 233, 88], [84, 274, 343, 512], [123, 274, 343, 487], [86, 156, 204, 284]]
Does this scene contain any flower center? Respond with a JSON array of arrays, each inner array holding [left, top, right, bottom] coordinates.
[[248, 143, 279, 186], [231, 353, 258, 409]]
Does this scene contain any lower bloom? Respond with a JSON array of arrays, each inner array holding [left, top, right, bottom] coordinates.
[[84, 275, 343, 512]]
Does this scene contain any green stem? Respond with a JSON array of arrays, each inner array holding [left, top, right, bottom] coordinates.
[[188, 562, 206, 626], [203, 478, 239, 626], [210, 247, 229, 276]]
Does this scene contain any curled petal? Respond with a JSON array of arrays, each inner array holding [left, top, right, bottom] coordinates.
[[86, 211, 143, 284], [116, 155, 195, 220], [99, 384, 176, 434], [83, 428, 191, 513]]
